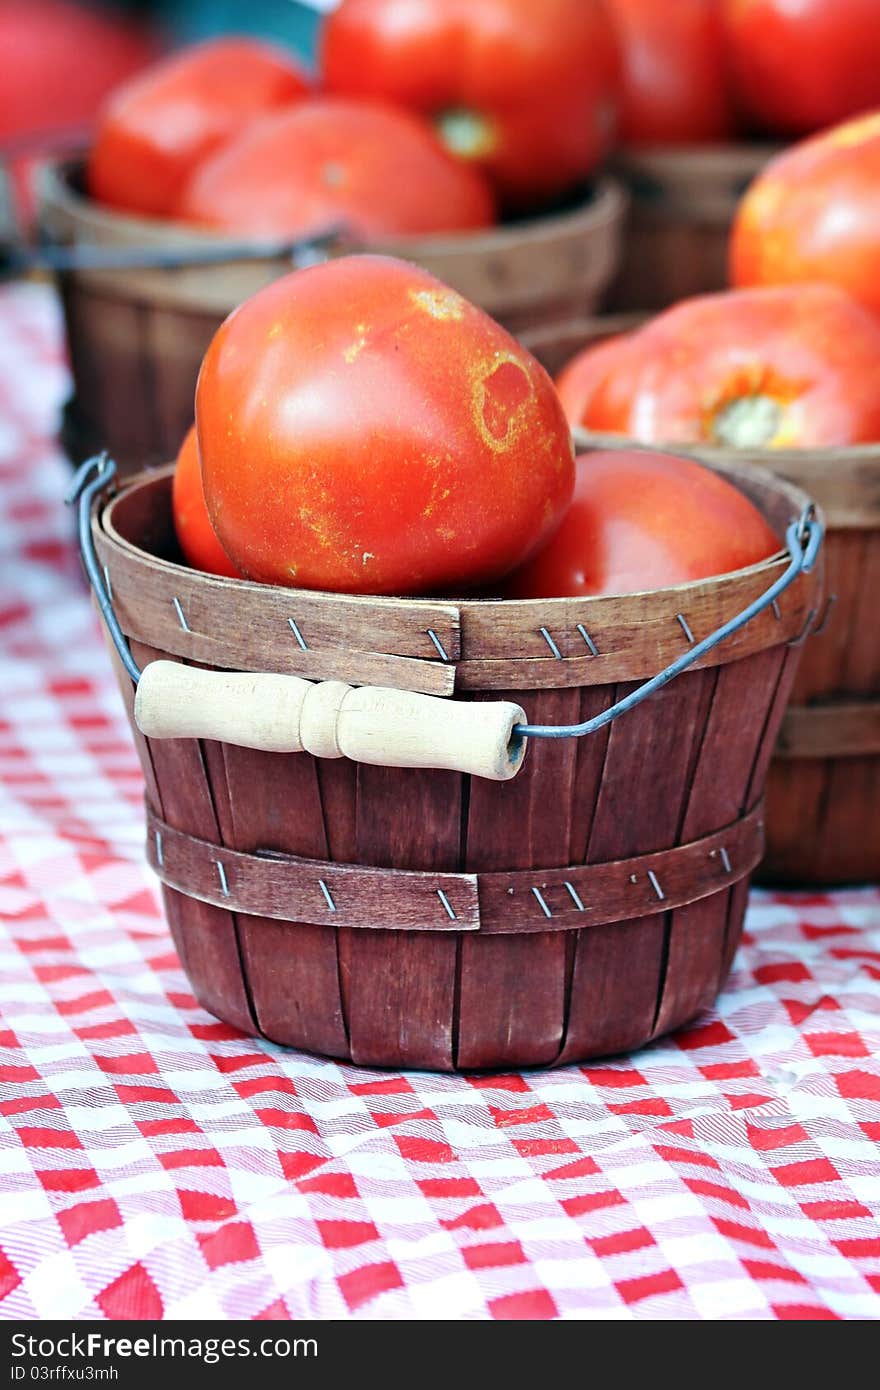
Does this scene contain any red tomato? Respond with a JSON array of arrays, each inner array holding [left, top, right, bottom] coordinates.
[[584, 285, 880, 449], [606, 0, 736, 144], [0, 0, 155, 144], [0, 0, 156, 225], [505, 450, 779, 598], [171, 426, 240, 579], [722, 0, 880, 135], [731, 112, 880, 319], [320, 0, 619, 209], [196, 256, 575, 595], [555, 333, 634, 430], [88, 38, 310, 218], [176, 99, 495, 238]]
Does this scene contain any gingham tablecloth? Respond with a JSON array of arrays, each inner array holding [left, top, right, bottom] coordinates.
[[1, 283, 879, 1322]]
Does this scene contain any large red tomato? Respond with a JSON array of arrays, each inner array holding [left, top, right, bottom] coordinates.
[[320, 0, 619, 208], [505, 450, 779, 598], [196, 256, 575, 595], [731, 112, 880, 319], [176, 99, 495, 238], [606, 0, 736, 144], [171, 426, 239, 579], [87, 38, 310, 218], [0, 0, 155, 145], [584, 285, 880, 449], [722, 0, 880, 135], [0, 0, 155, 225]]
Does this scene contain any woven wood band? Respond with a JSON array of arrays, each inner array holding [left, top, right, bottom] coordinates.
[[145, 801, 764, 935], [776, 699, 880, 760], [95, 497, 814, 696]]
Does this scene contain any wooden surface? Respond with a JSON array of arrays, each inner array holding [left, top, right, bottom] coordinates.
[[41, 160, 626, 471]]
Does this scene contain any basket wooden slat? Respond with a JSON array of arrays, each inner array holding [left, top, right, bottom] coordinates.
[[608, 144, 774, 312], [123, 637, 259, 1036], [523, 316, 879, 886]]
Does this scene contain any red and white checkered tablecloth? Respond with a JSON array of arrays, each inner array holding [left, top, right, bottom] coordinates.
[[1, 283, 879, 1322]]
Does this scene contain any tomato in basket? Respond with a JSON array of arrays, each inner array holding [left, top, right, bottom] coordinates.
[[171, 426, 240, 579], [730, 112, 880, 320], [555, 332, 635, 432], [176, 99, 495, 238], [195, 255, 575, 596], [320, 0, 620, 209], [87, 38, 310, 218], [722, 0, 880, 135], [504, 450, 779, 598], [569, 285, 880, 450], [606, 0, 736, 144]]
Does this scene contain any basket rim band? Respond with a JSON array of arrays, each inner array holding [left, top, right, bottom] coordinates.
[[777, 697, 880, 760], [145, 800, 764, 935], [94, 468, 819, 695]]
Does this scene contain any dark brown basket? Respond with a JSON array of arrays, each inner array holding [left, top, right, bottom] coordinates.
[[39, 160, 626, 473], [608, 144, 774, 312], [83, 456, 820, 1070], [523, 316, 880, 886]]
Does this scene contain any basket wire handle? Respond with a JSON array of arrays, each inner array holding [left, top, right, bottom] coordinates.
[[3, 224, 349, 279], [68, 453, 140, 685], [68, 455, 822, 780]]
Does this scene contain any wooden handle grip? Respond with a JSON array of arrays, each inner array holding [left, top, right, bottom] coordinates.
[[133, 661, 528, 781]]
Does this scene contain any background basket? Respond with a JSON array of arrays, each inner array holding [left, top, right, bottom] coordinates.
[[608, 144, 773, 311], [81, 456, 820, 1071], [38, 160, 626, 472], [523, 317, 880, 886]]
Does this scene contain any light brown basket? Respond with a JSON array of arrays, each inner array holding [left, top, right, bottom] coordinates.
[[39, 160, 626, 471]]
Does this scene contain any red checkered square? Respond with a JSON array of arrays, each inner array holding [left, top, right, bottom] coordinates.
[[198, 1222, 261, 1270], [57, 1198, 123, 1247]]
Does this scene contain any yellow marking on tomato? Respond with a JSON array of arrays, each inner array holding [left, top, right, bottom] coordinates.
[[343, 335, 367, 364], [472, 355, 535, 453], [409, 287, 465, 321], [823, 112, 880, 149]]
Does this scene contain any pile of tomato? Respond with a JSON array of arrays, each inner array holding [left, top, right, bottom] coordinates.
[[160, 0, 880, 605], [8, 0, 880, 604], [73, 0, 880, 244]]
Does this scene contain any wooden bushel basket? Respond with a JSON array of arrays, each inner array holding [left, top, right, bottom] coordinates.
[[523, 317, 879, 886], [38, 160, 626, 472], [71, 451, 821, 1071], [609, 144, 774, 312]]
